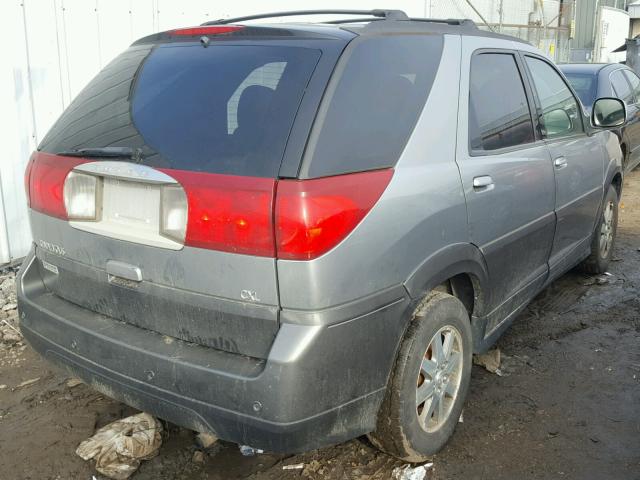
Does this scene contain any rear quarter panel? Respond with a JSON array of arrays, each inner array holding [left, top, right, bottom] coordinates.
[[277, 34, 468, 310]]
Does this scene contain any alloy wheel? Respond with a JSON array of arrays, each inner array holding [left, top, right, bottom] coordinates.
[[599, 200, 615, 258], [416, 325, 463, 433]]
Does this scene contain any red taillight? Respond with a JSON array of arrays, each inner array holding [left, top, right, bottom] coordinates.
[[163, 169, 276, 256], [28, 152, 86, 219], [27, 151, 392, 260], [275, 169, 393, 260], [170, 25, 244, 36]]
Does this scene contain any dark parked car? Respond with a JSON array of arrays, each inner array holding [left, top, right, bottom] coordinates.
[[560, 62, 640, 171], [18, 9, 626, 461]]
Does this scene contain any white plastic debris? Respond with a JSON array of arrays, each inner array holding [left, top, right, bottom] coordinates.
[[66, 377, 83, 388], [473, 348, 503, 376], [12, 377, 40, 390], [192, 450, 205, 463], [583, 273, 613, 286], [195, 432, 218, 449], [76, 412, 162, 479], [0, 319, 22, 345], [282, 463, 305, 470], [392, 462, 434, 480], [239, 445, 264, 456]]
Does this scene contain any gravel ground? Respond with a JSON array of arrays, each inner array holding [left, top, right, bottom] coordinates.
[[1, 171, 639, 480]]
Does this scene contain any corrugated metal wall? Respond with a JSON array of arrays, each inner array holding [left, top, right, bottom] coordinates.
[[572, 0, 628, 50]]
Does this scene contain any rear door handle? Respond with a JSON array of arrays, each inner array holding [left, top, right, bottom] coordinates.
[[473, 175, 494, 191], [554, 157, 568, 169]]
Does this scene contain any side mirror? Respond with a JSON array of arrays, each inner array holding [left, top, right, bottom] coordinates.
[[592, 97, 626, 128]]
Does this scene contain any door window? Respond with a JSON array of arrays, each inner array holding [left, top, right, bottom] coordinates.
[[610, 70, 634, 104], [469, 53, 535, 151], [525, 56, 582, 139], [622, 70, 640, 104]]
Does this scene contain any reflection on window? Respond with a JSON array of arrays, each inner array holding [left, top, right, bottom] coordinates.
[[563, 73, 597, 107], [611, 70, 633, 104], [227, 62, 286, 134], [622, 70, 640, 104], [469, 53, 534, 151], [526, 57, 582, 139]]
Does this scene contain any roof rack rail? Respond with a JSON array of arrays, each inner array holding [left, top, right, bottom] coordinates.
[[323, 17, 477, 28], [409, 18, 478, 27], [203, 9, 409, 26]]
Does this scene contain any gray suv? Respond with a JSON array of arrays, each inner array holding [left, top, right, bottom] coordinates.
[[17, 10, 625, 461]]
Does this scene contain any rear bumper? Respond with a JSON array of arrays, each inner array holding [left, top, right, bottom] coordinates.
[[17, 251, 410, 453]]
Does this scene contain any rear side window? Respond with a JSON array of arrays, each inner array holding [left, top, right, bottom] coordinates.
[[39, 44, 321, 177], [469, 53, 534, 151], [302, 35, 443, 178], [525, 56, 582, 140], [610, 70, 633, 104], [622, 70, 640, 104]]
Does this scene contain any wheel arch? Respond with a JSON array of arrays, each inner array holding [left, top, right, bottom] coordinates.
[[404, 243, 490, 321]]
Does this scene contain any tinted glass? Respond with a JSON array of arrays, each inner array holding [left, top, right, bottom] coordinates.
[[622, 70, 640, 103], [563, 72, 598, 107], [525, 57, 582, 139], [40, 44, 321, 177], [303, 35, 443, 178], [469, 53, 534, 151], [610, 70, 633, 104]]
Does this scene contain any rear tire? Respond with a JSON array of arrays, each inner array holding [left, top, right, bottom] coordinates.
[[368, 291, 472, 462], [580, 184, 619, 274]]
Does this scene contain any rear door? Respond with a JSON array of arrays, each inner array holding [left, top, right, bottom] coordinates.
[[456, 43, 556, 332], [29, 36, 341, 358], [522, 54, 604, 278]]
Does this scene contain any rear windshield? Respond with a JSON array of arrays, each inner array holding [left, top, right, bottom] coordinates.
[[563, 72, 598, 108], [301, 34, 443, 178], [39, 43, 321, 177]]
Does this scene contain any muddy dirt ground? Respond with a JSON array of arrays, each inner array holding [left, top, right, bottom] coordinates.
[[1, 171, 640, 480]]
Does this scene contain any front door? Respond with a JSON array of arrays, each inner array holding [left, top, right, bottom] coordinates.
[[456, 44, 556, 331], [619, 69, 640, 168], [522, 54, 604, 278]]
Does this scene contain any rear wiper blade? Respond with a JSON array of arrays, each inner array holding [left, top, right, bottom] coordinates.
[[57, 146, 144, 160]]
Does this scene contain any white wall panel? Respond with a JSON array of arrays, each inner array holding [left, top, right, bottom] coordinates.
[[128, 0, 155, 46], [0, 1, 37, 264], [60, 0, 102, 98], [22, 0, 65, 138], [96, 0, 138, 68]]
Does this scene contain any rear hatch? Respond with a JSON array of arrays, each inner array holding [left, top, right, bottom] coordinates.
[[26, 25, 349, 358]]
